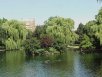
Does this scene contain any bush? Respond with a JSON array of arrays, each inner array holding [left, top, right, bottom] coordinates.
[[53, 39, 67, 52], [24, 37, 41, 55], [80, 35, 93, 49], [40, 35, 54, 48], [48, 47, 57, 52]]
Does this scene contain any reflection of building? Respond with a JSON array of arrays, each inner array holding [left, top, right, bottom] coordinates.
[[23, 19, 36, 32]]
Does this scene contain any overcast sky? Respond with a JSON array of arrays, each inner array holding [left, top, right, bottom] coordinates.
[[0, 0, 101, 29]]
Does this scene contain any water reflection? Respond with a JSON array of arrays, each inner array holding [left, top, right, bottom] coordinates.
[[0, 50, 102, 77], [80, 53, 102, 77], [0, 51, 25, 77]]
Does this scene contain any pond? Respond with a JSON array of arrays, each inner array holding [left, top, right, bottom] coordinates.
[[0, 49, 102, 77]]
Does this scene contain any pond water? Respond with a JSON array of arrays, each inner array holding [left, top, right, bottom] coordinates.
[[0, 50, 102, 77]]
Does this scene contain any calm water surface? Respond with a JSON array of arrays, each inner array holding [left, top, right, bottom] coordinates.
[[0, 50, 102, 77]]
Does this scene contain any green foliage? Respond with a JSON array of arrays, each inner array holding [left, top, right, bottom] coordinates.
[[78, 8, 102, 49], [24, 37, 41, 54], [76, 23, 84, 35], [96, 8, 102, 24], [26, 30, 33, 39], [45, 16, 78, 46], [34, 25, 46, 39], [80, 35, 93, 49], [44, 16, 74, 29], [0, 20, 28, 50], [48, 47, 57, 52], [24, 16, 78, 55], [44, 16, 78, 52], [95, 8, 102, 45], [0, 18, 7, 26], [5, 38, 17, 50], [53, 39, 67, 52], [0, 18, 8, 46]]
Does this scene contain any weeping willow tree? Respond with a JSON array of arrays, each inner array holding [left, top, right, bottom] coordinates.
[[45, 16, 78, 47], [0, 20, 28, 50], [0, 18, 8, 47]]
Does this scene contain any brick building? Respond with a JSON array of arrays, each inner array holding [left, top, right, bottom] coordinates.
[[23, 19, 36, 32]]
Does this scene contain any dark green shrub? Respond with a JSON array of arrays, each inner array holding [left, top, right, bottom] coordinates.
[[24, 37, 41, 55]]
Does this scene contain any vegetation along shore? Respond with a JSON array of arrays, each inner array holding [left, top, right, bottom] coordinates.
[[0, 8, 102, 56]]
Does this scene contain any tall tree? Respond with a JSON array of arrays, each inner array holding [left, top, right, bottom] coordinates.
[[0, 20, 28, 50], [76, 23, 84, 44], [79, 8, 102, 49], [45, 16, 78, 46]]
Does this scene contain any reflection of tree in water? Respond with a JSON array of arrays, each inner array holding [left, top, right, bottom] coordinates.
[[80, 53, 102, 77], [5, 51, 25, 71], [96, 63, 102, 76], [0, 52, 6, 67], [0, 51, 26, 77]]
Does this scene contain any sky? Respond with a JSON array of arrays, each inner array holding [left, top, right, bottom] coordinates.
[[0, 0, 102, 29]]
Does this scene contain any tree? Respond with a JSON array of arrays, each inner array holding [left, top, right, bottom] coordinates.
[[45, 16, 78, 47], [95, 8, 102, 47], [76, 23, 84, 35], [80, 34, 93, 49], [33, 25, 46, 39], [0, 18, 7, 26], [0, 20, 28, 50], [0, 18, 8, 46], [24, 37, 41, 55], [79, 8, 102, 49], [76, 23, 84, 44], [40, 35, 54, 48]]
